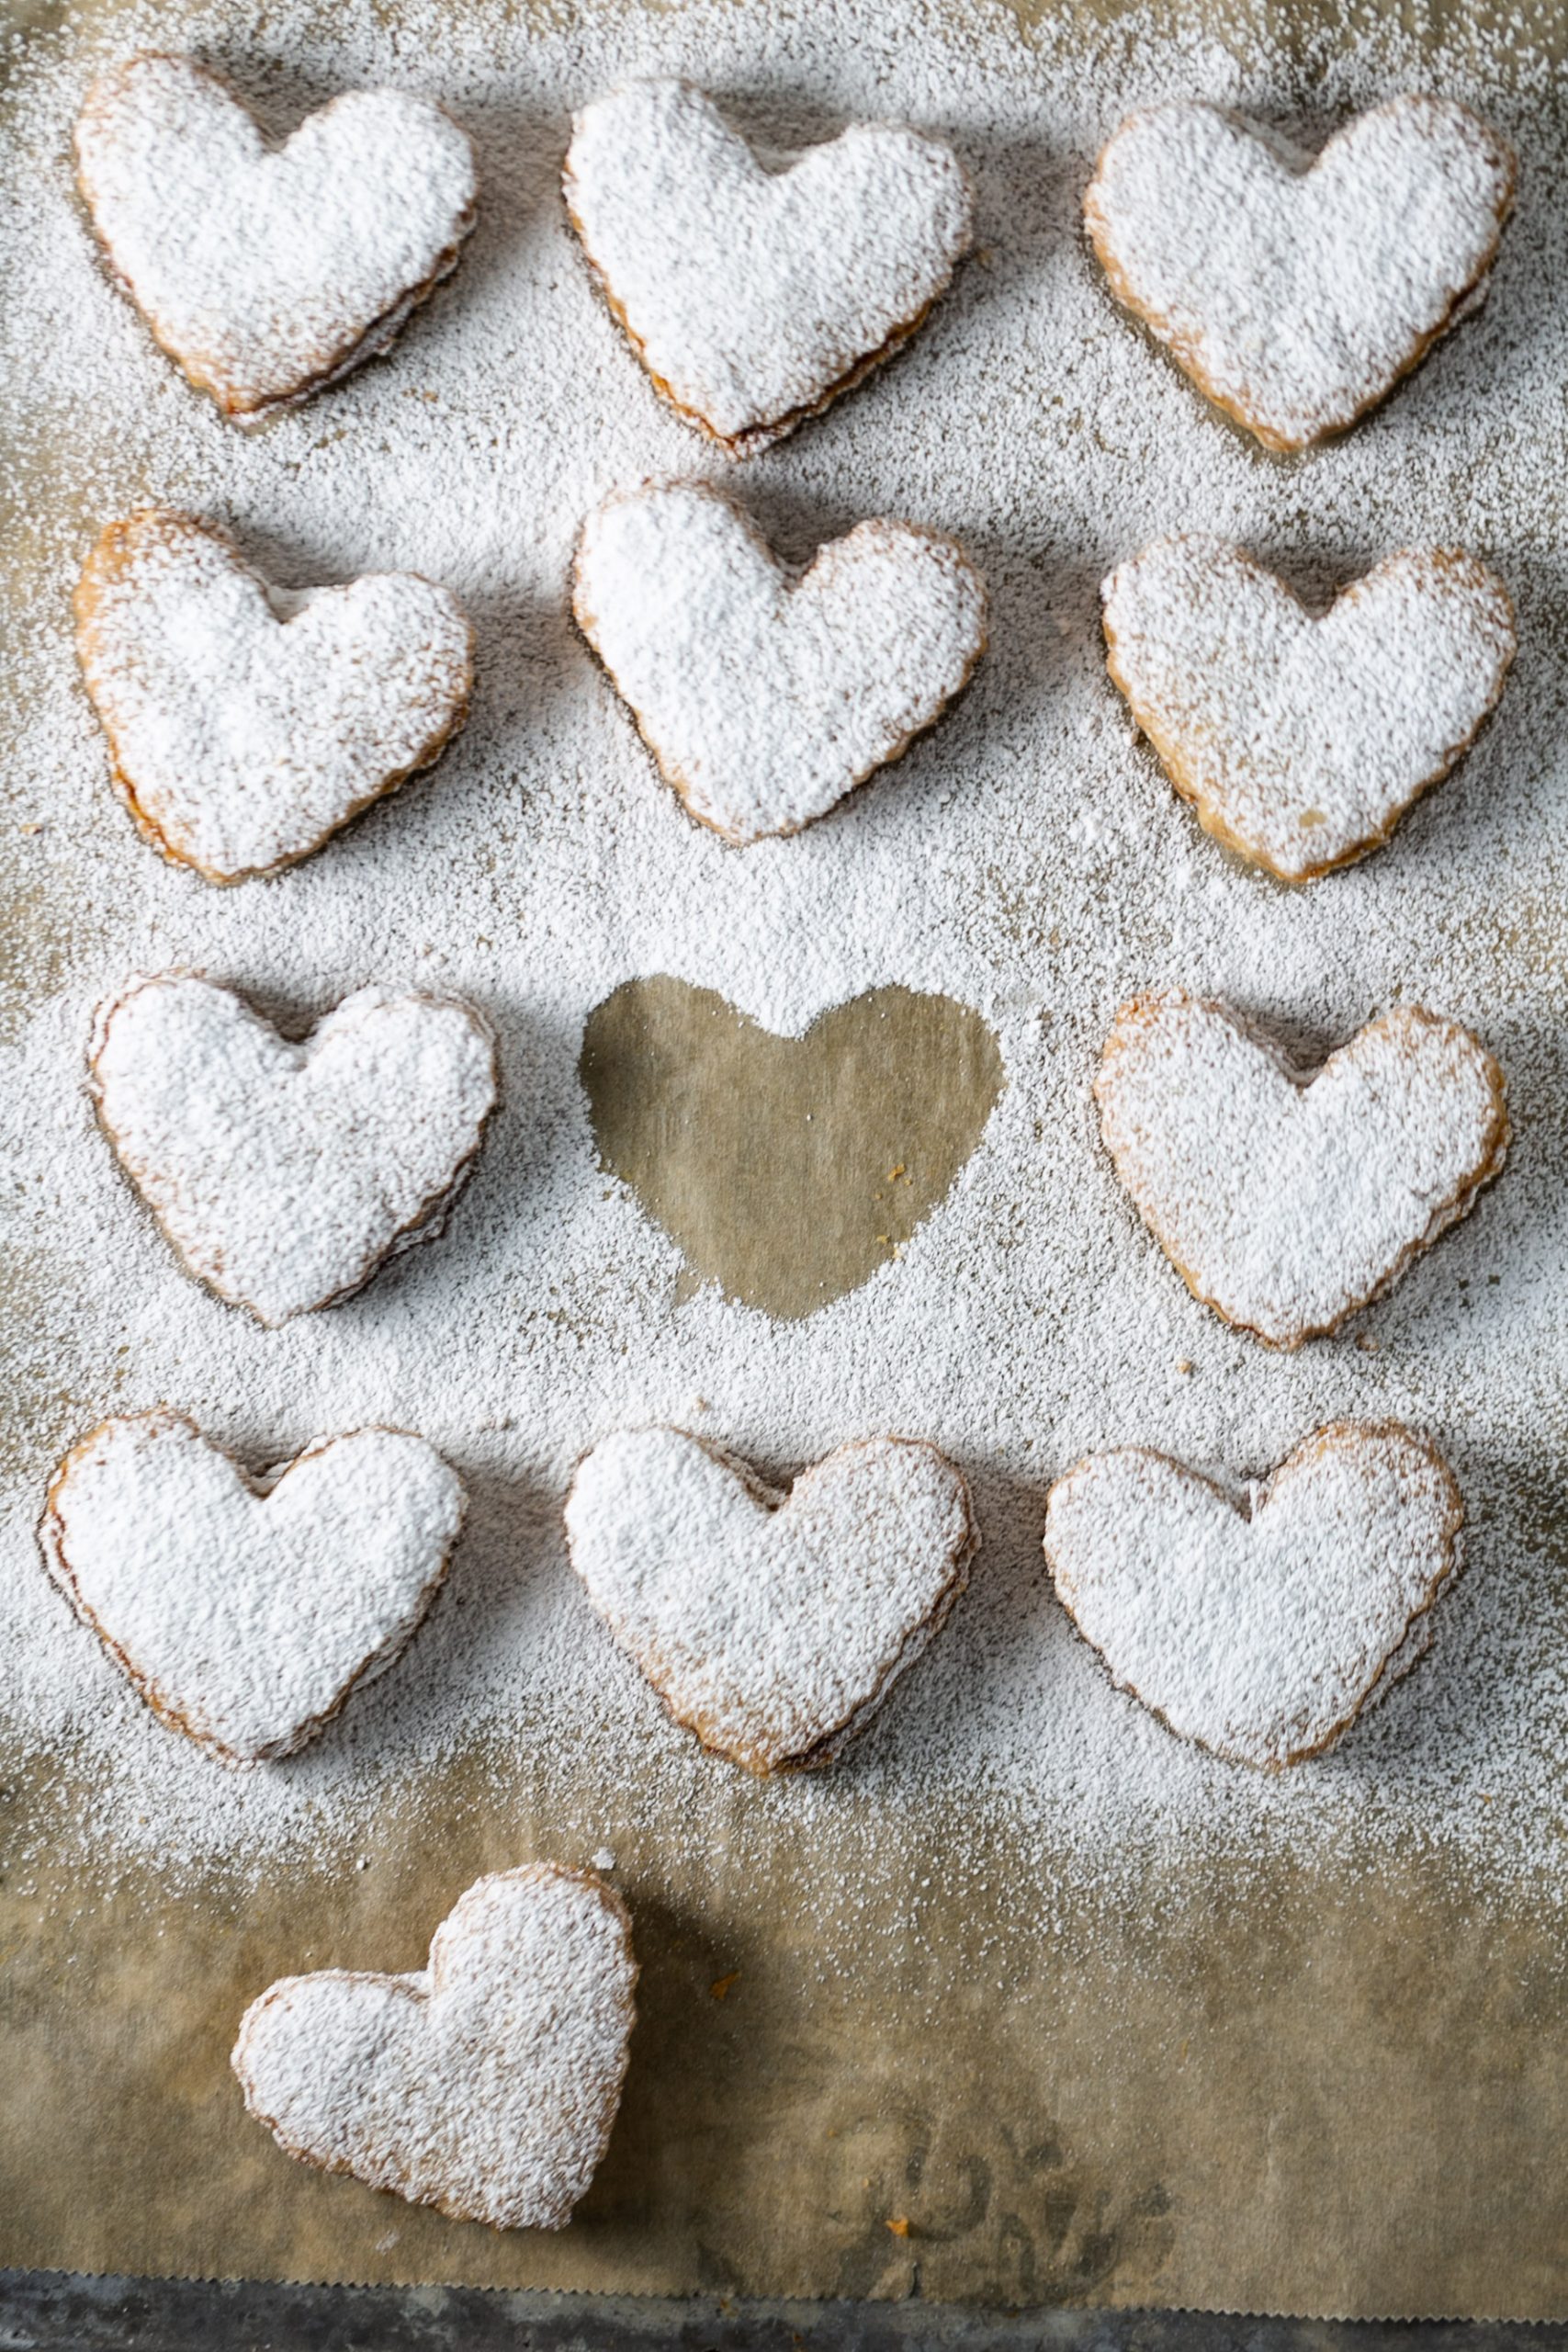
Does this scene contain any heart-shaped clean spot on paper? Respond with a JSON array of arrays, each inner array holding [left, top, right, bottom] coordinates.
[[234, 1864, 637, 2229], [1095, 989, 1508, 1348], [92, 973, 498, 1327], [580, 977, 1003, 1320], [1102, 538, 1516, 880], [41, 1410, 465, 1763], [1085, 97, 1515, 451], [1043, 1421, 1462, 1767], [563, 77, 973, 453], [573, 480, 987, 843], [565, 1428, 977, 1773], [75, 53, 478, 419], [75, 511, 473, 884]]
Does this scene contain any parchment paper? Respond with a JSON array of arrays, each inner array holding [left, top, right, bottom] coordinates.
[[7, 1746, 1568, 2314], [4, 0, 1568, 2321]]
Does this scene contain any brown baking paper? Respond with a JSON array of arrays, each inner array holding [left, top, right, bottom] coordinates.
[[5, 0, 1568, 2320], [7, 1743, 1568, 2313]]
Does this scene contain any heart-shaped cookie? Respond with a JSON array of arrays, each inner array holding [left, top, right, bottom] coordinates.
[[564, 1428, 977, 1773], [1095, 989, 1508, 1347], [75, 53, 478, 420], [41, 1410, 465, 1763], [91, 972, 498, 1327], [1102, 538, 1516, 880], [563, 77, 973, 454], [1043, 1422, 1462, 1767], [1084, 97, 1515, 451], [573, 480, 987, 843], [75, 511, 473, 884], [234, 1863, 636, 2229]]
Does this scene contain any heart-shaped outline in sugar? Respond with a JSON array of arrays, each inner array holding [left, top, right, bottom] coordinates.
[[564, 1428, 978, 1773], [1084, 96, 1515, 452], [572, 478, 987, 844], [1094, 989, 1508, 1348], [1101, 538, 1517, 881], [75, 52, 478, 421], [233, 1863, 637, 2229], [1043, 1420, 1463, 1768], [563, 76, 974, 455], [75, 511, 474, 885], [40, 1410, 466, 1763], [90, 971, 500, 1328], [579, 976, 1005, 1320]]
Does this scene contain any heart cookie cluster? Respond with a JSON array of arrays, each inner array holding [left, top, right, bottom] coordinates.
[[36, 32, 1537, 2251]]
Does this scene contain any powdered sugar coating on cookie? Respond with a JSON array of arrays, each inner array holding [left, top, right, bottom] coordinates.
[[1095, 989, 1508, 1348], [41, 1410, 465, 1763], [1043, 1422, 1463, 1768], [233, 1863, 636, 2229], [1085, 97, 1515, 452], [75, 510, 473, 884], [1101, 537, 1517, 880], [75, 53, 478, 419], [573, 478, 987, 843], [563, 77, 973, 453], [564, 1429, 976, 1773], [91, 973, 498, 1327]]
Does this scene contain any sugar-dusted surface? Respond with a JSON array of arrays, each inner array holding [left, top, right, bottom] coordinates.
[[1043, 1421, 1462, 1769], [234, 1864, 637, 2229], [75, 509, 474, 882], [565, 1429, 976, 1771], [572, 480, 987, 842], [41, 1410, 465, 1761], [1101, 537, 1517, 879], [91, 974, 499, 1325], [1095, 990, 1509, 1347], [1085, 97, 1516, 450], [75, 52, 478, 418], [563, 75, 973, 451], [2, 0, 1567, 1923]]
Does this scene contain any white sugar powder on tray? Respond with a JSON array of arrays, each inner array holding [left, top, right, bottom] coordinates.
[[0, 0, 1565, 1910]]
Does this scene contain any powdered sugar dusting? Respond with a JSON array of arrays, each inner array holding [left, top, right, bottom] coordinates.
[[75, 510, 473, 882], [75, 53, 478, 419], [1101, 537, 1517, 879], [572, 480, 987, 842], [91, 974, 499, 1325], [1095, 991, 1509, 1347], [1, 0, 1566, 1925], [564, 1429, 976, 1772], [1043, 1422, 1462, 1769], [563, 75, 973, 452], [1085, 97, 1516, 451], [233, 1863, 636, 2229], [41, 1410, 465, 1761]]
